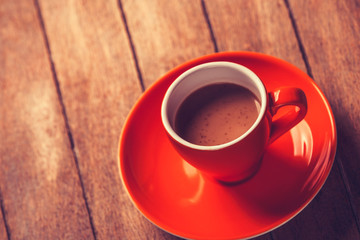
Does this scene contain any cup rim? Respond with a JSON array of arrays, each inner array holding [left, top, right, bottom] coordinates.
[[161, 61, 267, 150]]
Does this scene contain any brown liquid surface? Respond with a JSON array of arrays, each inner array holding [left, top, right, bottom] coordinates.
[[175, 83, 260, 146]]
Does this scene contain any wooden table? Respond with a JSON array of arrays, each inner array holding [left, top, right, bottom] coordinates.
[[1, 0, 359, 239]]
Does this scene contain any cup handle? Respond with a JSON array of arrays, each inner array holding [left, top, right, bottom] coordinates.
[[268, 87, 307, 144]]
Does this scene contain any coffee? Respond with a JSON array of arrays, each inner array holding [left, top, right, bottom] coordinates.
[[175, 83, 260, 146]]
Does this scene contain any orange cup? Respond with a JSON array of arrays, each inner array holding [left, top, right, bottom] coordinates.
[[161, 61, 307, 183]]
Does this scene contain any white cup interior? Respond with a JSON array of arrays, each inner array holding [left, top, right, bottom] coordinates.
[[161, 61, 267, 150]]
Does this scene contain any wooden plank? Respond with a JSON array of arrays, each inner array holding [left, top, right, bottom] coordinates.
[[36, 0, 162, 239], [205, 0, 306, 72], [0, 0, 94, 239], [205, 0, 360, 239], [279, 0, 360, 238], [122, 0, 215, 88]]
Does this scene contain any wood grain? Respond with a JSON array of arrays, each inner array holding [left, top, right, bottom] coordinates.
[[288, 1, 360, 231], [205, 0, 360, 239], [36, 0, 165, 239], [122, 0, 215, 88], [0, 0, 94, 239]]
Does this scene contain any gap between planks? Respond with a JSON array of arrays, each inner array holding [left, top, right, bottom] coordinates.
[[33, 0, 98, 239], [283, 0, 313, 78], [117, 0, 220, 92], [118, 0, 146, 92], [337, 155, 360, 233], [201, 0, 219, 53], [0, 190, 11, 240]]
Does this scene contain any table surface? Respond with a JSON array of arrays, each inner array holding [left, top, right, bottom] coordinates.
[[1, 0, 360, 239]]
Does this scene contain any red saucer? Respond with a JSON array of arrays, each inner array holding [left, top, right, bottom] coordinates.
[[119, 52, 337, 240]]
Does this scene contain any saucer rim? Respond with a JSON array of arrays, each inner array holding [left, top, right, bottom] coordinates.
[[118, 51, 337, 240]]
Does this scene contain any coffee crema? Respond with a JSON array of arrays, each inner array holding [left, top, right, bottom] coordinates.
[[175, 83, 260, 146]]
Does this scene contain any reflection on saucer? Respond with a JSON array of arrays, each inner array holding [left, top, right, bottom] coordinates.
[[290, 120, 314, 165], [182, 159, 198, 178], [181, 160, 205, 205]]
